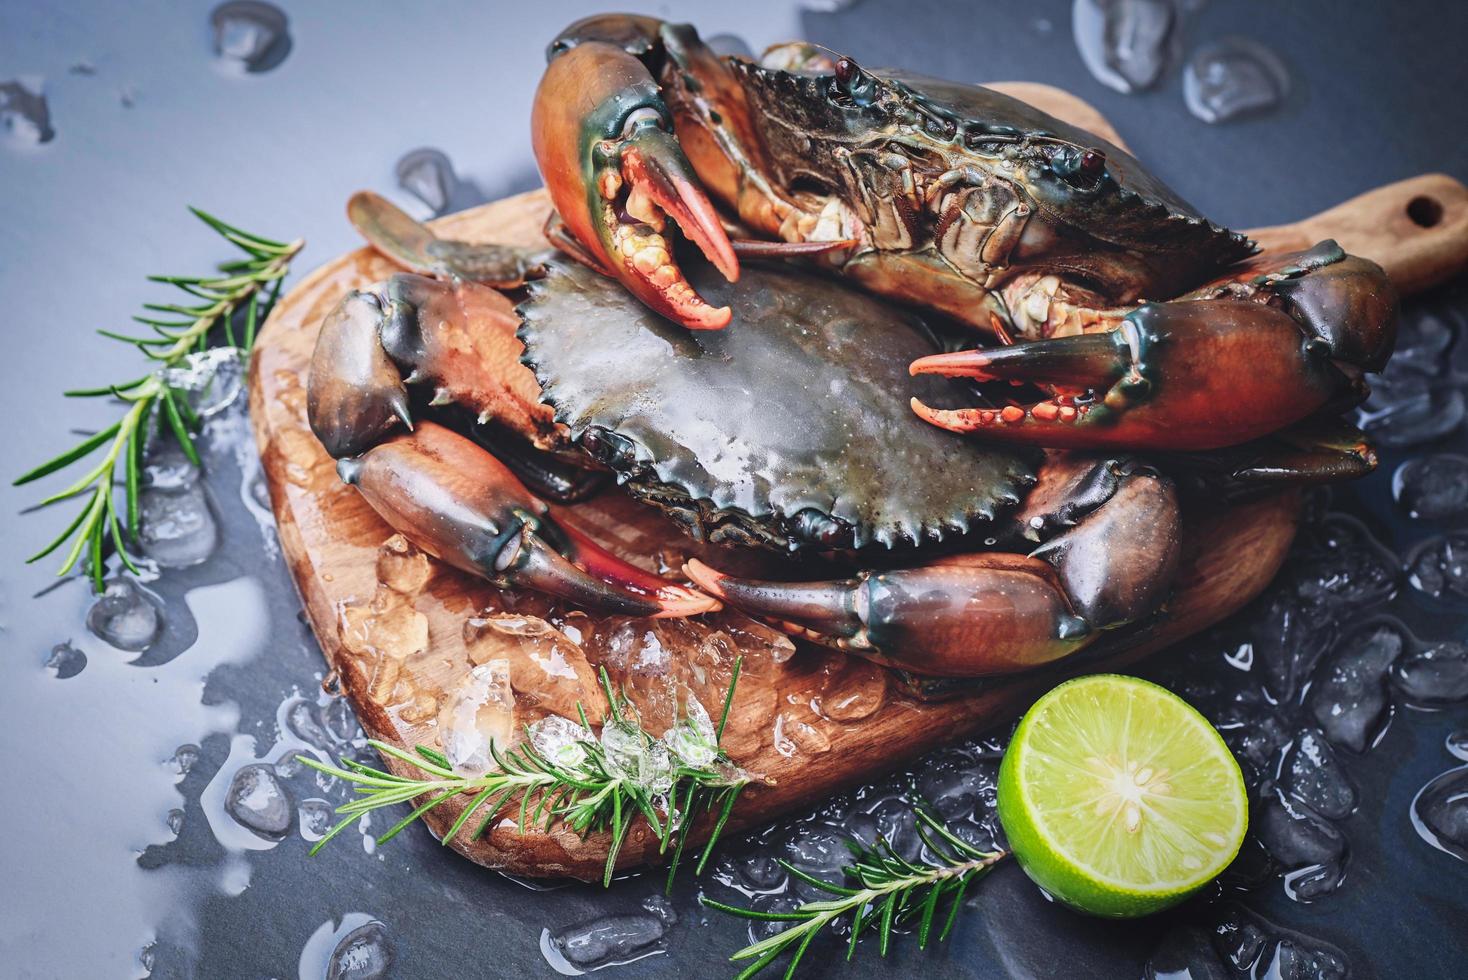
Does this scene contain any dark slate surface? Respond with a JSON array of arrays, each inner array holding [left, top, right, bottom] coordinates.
[[2, 1, 1466, 978]]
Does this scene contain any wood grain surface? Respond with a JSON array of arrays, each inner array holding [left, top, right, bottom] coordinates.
[[248, 83, 1468, 879]]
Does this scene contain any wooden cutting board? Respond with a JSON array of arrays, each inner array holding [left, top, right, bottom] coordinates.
[[248, 82, 1468, 880]]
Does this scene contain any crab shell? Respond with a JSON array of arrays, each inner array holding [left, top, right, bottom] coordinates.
[[517, 257, 1037, 553]]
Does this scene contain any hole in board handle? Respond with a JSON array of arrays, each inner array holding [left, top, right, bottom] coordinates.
[[1406, 195, 1444, 228]]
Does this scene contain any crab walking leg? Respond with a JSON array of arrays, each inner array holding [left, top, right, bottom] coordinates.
[[336, 424, 717, 618], [684, 465, 1179, 677], [911, 242, 1397, 452], [346, 191, 545, 286]]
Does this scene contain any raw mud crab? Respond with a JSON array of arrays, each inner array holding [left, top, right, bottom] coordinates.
[[305, 15, 1397, 681]]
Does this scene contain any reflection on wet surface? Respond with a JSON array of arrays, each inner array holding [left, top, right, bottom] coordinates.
[[3, 276, 1462, 978], [2, 2, 1465, 978]]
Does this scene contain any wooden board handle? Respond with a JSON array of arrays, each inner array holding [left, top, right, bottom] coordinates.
[[1247, 173, 1468, 296]]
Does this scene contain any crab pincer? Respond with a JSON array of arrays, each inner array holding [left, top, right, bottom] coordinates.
[[533, 30, 739, 329], [337, 424, 718, 618], [685, 460, 1181, 677], [910, 242, 1398, 452]]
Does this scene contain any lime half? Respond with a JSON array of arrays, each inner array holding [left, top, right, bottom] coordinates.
[[997, 674, 1247, 917]]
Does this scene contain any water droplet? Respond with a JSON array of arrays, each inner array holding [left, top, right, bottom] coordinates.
[[326, 920, 394, 980], [224, 763, 293, 837], [209, 1, 292, 74], [1182, 37, 1290, 123], [1072, 0, 1178, 94], [1448, 731, 1468, 762], [298, 798, 335, 842], [1411, 767, 1468, 863], [86, 578, 163, 652], [1393, 454, 1468, 520], [1, 78, 56, 146], [44, 641, 87, 679], [284, 697, 334, 749]]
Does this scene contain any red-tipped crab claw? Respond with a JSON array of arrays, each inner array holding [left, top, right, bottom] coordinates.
[[532, 31, 738, 329], [306, 279, 719, 618], [686, 555, 1092, 677], [335, 423, 719, 618], [910, 242, 1398, 452], [684, 459, 1182, 677]]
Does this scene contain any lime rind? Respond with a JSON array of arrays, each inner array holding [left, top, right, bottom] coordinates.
[[997, 674, 1248, 917]]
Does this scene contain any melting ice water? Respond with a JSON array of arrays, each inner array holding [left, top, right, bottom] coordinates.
[[210, 1, 293, 74], [0, 78, 55, 146], [224, 763, 295, 838], [87, 577, 165, 652], [299, 913, 394, 980], [540, 895, 677, 975], [1072, 0, 1178, 93], [45, 640, 88, 679], [1411, 767, 1468, 863], [1182, 37, 1290, 123]]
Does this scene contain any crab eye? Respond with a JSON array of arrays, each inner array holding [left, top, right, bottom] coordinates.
[[830, 57, 878, 106], [1049, 145, 1108, 190], [620, 106, 665, 139]]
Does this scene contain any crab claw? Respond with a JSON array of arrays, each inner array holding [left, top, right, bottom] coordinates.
[[341, 422, 716, 618], [533, 39, 737, 329], [910, 242, 1396, 452], [685, 556, 1091, 677]]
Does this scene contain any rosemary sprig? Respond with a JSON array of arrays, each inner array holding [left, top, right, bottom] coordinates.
[[704, 809, 1008, 979], [301, 662, 750, 888], [14, 208, 303, 590]]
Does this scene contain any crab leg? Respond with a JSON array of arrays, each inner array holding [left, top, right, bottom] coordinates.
[[534, 32, 738, 329], [338, 424, 718, 618], [347, 191, 545, 286], [910, 242, 1397, 452], [685, 462, 1179, 677], [307, 282, 717, 617]]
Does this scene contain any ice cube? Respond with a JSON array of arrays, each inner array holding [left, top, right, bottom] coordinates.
[[86, 577, 162, 651], [224, 763, 293, 837], [528, 714, 595, 769], [437, 661, 515, 775]]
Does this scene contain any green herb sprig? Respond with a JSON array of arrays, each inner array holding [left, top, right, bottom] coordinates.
[[704, 809, 1008, 979], [301, 662, 750, 888], [14, 209, 303, 590]]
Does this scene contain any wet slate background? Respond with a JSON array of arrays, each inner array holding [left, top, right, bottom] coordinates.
[[3, 1, 1468, 978]]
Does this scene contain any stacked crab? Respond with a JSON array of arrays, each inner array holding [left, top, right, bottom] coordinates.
[[306, 15, 1396, 682]]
